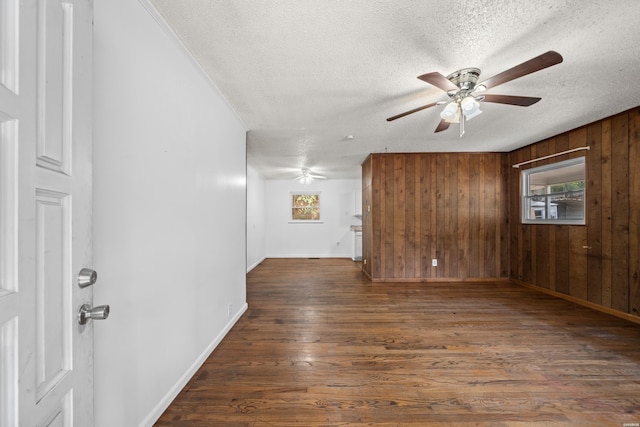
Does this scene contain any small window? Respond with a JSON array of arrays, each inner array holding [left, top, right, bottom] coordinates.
[[291, 193, 320, 222], [521, 157, 585, 225]]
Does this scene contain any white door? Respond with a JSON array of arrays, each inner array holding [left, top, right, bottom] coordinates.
[[0, 0, 96, 426]]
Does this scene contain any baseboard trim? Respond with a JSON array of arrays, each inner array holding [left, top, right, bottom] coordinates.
[[140, 302, 249, 427], [510, 279, 640, 325], [368, 277, 509, 283], [266, 255, 354, 259], [247, 256, 266, 273]]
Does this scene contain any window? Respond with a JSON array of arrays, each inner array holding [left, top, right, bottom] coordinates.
[[521, 157, 585, 225], [291, 193, 321, 222]]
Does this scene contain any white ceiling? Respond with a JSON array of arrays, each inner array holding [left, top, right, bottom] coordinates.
[[148, 0, 640, 179]]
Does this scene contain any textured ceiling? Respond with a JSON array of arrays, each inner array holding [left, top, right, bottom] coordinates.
[[148, 0, 640, 179]]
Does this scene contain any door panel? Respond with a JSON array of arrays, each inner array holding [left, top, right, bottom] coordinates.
[[0, 0, 19, 95], [0, 0, 94, 425], [0, 6, 22, 424], [37, 0, 74, 174], [35, 189, 72, 402]]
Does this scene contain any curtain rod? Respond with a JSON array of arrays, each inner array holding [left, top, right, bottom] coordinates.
[[511, 146, 590, 169]]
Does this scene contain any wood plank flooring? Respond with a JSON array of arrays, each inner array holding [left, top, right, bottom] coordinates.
[[155, 258, 640, 426]]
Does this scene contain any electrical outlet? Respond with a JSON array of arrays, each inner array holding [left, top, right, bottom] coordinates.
[[337, 241, 340, 246], [432, 259, 438, 267]]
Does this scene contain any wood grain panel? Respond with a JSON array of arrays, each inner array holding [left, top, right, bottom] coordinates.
[[610, 113, 630, 312], [485, 155, 498, 278], [418, 155, 431, 277], [546, 138, 557, 291], [509, 149, 521, 280], [498, 155, 510, 278], [568, 225, 588, 300], [393, 155, 405, 278], [363, 152, 508, 282], [586, 122, 602, 304], [508, 106, 640, 321], [600, 119, 613, 307], [567, 128, 588, 300], [469, 154, 481, 278], [533, 142, 549, 289], [372, 156, 382, 279], [435, 154, 446, 279], [457, 154, 470, 278], [629, 108, 640, 316], [410, 155, 419, 278]]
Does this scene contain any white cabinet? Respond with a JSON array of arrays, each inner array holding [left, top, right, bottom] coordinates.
[[353, 190, 362, 217], [353, 231, 363, 261]]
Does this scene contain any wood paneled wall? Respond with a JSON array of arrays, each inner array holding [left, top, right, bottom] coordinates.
[[361, 153, 509, 282], [508, 107, 640, 318]]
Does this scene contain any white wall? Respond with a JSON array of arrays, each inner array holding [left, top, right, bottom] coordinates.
[[266, 179, 362, 258], [247, 165, 266, 271], [93, 1, 247, 426]]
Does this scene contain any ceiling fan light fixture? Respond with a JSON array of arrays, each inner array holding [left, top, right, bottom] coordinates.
[[294, 167, 326, 184], [300, 168, 313, 184], [473, 84, 487, 93], [461, 96, 482, 120], [440, 102, 460, 122], [386, 51, 563, 136]]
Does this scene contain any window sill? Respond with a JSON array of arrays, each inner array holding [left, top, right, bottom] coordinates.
[[522, 220, 585, 225]]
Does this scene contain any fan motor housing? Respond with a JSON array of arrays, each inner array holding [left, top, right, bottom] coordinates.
[[446, 67, 481, 91]]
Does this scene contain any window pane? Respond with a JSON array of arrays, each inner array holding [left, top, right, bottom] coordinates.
[[291, 194, 320, 221], [548, 190, 585, 219], [521, 157, 585, 224], [292, 207, 320, 221], [529, 184, 547, 195], [292, 194, 319, 208]]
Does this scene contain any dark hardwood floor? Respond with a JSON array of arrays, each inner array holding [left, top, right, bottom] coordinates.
[[156, 258, 640, 426]]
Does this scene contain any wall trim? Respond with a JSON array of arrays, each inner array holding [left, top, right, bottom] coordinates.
[[369, 277, 510, 283], [136, 0, 247, 130], [139, 302, 249, 427], [266, 255, 354, 259], [247, 256, 265, 273], [511, 279, 640, 325]]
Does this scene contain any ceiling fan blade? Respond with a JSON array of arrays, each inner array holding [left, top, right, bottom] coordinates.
[[387, 102, 438, 121], [482, 94, 541, 106], [418, 72, 460, 92], [434, 119, 450, 133], [477, 51, 563, 90]]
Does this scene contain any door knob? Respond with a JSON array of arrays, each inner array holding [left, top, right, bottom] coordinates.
[[77, 268, 97, 288], [78, 304, 110, 325]]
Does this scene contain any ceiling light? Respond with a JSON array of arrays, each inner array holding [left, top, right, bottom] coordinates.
[[301, 168, 313, 184], [440, 102, 460, 122], [460, 96, 482, 120]]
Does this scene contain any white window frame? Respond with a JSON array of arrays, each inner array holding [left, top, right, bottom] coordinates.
[[521, 157, 586, 225], [289, 191, 322, 223]]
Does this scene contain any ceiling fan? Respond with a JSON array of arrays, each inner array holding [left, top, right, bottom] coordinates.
[[294, 168, 326, 184], [387, 51, 563, 137]]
